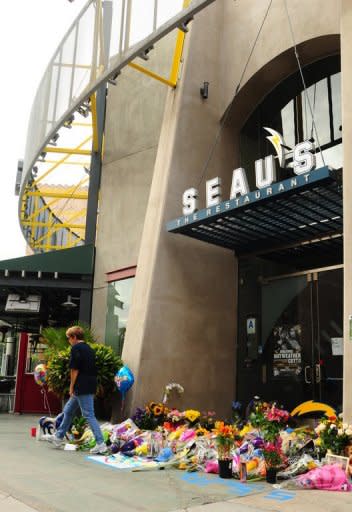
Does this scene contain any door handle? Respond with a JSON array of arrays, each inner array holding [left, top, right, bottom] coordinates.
[[304, 366, 312, 384], [315, 363, 321, 383]]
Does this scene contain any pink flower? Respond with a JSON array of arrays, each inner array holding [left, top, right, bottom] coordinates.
[[180, 429, 196, 442]]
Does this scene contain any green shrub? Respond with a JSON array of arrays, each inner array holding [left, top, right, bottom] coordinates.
[[47, 347, 71, 397], [46, 341, 123, 398], [42, 323, 95, 360]]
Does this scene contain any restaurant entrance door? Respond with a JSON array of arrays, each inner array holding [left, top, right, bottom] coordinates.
[[237, 264, 343, 412]]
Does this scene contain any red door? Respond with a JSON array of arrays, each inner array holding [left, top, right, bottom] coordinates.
[[14, 333, 61, 415]]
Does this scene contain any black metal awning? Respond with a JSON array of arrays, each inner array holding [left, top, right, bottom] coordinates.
[[167, 166, 342, 263], [0, 245, 94, 330]]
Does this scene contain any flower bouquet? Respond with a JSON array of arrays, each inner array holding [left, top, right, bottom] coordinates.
[[162, 382, 184, 404], [213, 421, 236, 460], [248, 399, 290, 442], [184, 409, 201, 426], [262, 440, 287, 483], [315, 415, 352, 456], [132, 401, 168, 430], [213, 421, 237, 479], [232, 401, 242, 426], [199, 410, 216, 430]]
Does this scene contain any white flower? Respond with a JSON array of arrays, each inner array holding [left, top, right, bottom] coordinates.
[[346, 428, 352, 436], [338, 428, 343, 435], [342, 423, 348, 430], [330, 424, 337, 430], [315, 423, 326, 433]]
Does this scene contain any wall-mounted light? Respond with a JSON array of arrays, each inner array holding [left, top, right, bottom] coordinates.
[[48, 133, 60, 146], [108, 71, 120, 86], [61, 295, 79, 309], [77, 100, 91, 118], [178, 16, 193, 33], [139, 45, 154, 61], [200, 81, 209, 100], [77, 105, 90, 118], [64, 114, 75, 129]]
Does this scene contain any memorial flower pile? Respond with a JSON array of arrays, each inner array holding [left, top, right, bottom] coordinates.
[[38, 386, 352, 490]]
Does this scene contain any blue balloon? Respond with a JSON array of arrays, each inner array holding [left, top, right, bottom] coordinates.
[[115, 366, 134, 398]]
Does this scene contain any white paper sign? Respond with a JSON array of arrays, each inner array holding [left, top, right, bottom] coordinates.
[[246, 318, 256, 334], [331, 337, 343, 356]]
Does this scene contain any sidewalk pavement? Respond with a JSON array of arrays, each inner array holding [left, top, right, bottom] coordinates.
[[1, 413, 352, 512]]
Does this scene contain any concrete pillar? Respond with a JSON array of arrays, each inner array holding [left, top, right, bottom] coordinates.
[[341, 0, 352, 423]]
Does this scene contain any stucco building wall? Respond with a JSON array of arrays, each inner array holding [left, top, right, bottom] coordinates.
[[91, 36, 175, 341], [95, 0, 346, 418]]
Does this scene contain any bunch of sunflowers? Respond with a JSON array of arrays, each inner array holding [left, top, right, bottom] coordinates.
[[132, 401, 168, 430]]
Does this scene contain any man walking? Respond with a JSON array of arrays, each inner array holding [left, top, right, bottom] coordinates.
[[48, 325, 107, 454]]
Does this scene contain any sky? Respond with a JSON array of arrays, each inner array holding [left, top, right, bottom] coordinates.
[[0, 0, 182, 262], [0, 0, 87, 261]]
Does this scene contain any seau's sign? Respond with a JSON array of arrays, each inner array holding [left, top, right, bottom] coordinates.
[[183, 128, 315, 215], [167, 128, 319, 231]]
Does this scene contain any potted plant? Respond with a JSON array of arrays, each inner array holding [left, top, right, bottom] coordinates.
[[213, 421, 237, 478], [262, 440, 287, 483], [45, 326, 123, 419]]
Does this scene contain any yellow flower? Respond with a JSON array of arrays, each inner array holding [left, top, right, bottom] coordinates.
[[135, 444, 148, 455], [148, 401, 165, 416], [240, 424, 251, 437], [168, 427, 185, 441], [195, 427, 209, 437], [184, 409, 201, 423], [153, 405, 163, 416]]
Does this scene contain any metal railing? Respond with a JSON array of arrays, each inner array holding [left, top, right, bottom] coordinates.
[[19, 0, 216, 251]]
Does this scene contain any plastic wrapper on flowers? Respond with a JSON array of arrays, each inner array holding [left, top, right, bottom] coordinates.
[[110, 418, 140, 443], [277, 454, 319, 479], [277, 464, 351, 492]]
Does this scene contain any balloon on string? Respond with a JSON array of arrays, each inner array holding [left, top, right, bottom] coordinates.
[[114, 366, 134, 398], [34, 364, 47, 386]]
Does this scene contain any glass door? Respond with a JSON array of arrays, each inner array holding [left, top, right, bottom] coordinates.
[[236, 260, 343, 412], [259, 267, 343, 411], [315, 268, 343, 410], [261, 274, 314, 410]]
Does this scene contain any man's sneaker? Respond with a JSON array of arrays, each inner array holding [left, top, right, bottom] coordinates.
[[46, 434, 64, 448], [89, 442, 108, 455]]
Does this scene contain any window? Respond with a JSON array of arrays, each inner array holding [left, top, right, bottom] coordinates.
[[105, 267, 136, 355], [240, 55, 342, 183]]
